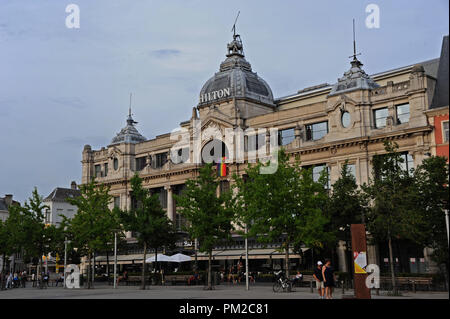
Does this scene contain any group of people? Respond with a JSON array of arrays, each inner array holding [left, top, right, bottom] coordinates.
[[220, 261, 256, 284], [1, 270, 27, 289], [313, 260, 336, 299]]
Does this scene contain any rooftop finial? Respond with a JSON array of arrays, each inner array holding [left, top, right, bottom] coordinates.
[[349, 19, 362, 67], [127, 93, 137, 125], [227, 11, 244, 57], [231, 11, 240, 38], [129, 93, 132, 117]]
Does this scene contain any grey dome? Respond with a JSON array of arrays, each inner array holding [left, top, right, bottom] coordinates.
[[198, 34, 274, 107], [110, 111, 146, 146]]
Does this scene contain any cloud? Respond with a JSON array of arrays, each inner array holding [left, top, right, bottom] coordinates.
[[49, 97, 87, 109], [150, 49, 181, 58]]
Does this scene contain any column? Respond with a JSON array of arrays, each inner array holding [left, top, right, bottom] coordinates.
[[165, 185, 175, 221]]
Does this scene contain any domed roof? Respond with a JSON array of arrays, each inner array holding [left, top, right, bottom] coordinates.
[[198, 34, 274, 107], [110, 110, 146, 146], [329, 57, 379, 96]]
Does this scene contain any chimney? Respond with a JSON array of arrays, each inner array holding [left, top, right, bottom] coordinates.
[[71, 181, 77, 190], [4, 194, 13, 207]]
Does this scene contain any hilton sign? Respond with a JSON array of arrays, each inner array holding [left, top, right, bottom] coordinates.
[[199, 87, 231, 103]]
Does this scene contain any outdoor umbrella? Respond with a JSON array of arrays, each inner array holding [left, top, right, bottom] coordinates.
[[169, 253, 192, 263], [145, 254, 172, 263]]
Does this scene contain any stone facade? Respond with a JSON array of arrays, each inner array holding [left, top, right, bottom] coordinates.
[[81, 33, 447, 272]]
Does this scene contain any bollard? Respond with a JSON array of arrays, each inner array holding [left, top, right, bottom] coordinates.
[[310, 280, 313, 293]]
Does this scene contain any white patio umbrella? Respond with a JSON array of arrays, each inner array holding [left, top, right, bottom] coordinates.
[[145, 254, 172, 263], [169, 253, 192, 263]]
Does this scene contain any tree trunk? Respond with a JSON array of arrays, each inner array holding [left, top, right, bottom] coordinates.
[[141, 242, 147, 290], [388, 236, 396, 293], [284, 241, 290, 279], [87, 252, 92, 289], [207, 250, 212, 290]]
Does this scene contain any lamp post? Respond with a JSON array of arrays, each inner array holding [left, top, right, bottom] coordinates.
[[245, 227, 249, 291], [113, 231, 118, 289], [194, 238, 198, 272], [445, 209, 449, 245], [63, 238, 71, 289]]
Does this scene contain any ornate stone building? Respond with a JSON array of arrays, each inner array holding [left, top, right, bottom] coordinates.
[[81, 33, 447, 273]]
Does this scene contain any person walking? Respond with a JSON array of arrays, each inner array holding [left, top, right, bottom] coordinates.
[[6, 272, 12, 289], [313, 261, 325, 299], [322, 259, 336, 299], [21, 270, 27, 288], [31, 272, 36, 287]]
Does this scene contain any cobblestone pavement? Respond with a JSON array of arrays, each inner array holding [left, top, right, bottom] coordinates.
[[0, 283, 448, 299]]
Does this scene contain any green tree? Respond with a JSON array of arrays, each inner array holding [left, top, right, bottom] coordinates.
[[363, 141, 425, 293], [175, 163, 235, 290], [118, 174, 175, 289], [66, 179, 118, 289], [328, 162, 367, 275], [0, 219, 12, 289], [234, 149, 332, 279], [6, 188, 63, 288], [413, 156, 449, 283]]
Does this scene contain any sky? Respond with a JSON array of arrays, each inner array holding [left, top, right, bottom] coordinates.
[[0, 0, 448, 203]]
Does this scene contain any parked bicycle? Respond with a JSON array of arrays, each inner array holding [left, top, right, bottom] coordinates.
[[272, 270, 292, 293]]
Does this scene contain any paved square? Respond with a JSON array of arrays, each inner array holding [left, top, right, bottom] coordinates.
[[0, 283, 448, 299]]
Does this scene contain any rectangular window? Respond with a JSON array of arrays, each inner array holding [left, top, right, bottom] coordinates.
[[400, 152, 414, 175], [347, 163, 357, 179], [278, 128, 295, 146], [113, 196, 120, 208], [104, 163, 108, 176], [305, 122, 328, 141], [311, 164, 330, 189], [45, 210, 51, 224], [374, 108, 389, 128], [396, 103, 410, 124], [150, 187, 167, 208], [219, 180, 230, 194], [135, 156, 146, 171], [153, 153, 168, 168], [443, 121, 449, 143], [94, 164, 102, 177], [247, 133, 266, 151]]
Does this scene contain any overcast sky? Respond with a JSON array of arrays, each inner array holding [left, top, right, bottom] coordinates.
[[0, 0, 448, 203]]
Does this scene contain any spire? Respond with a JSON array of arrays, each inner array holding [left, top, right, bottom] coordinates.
[[349, 19, 362, 68], [328, 20, 379, 96], [127, 93, 137, 126], [110, 94, 146, 145]]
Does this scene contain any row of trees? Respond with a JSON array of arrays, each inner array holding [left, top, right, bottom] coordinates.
[[1, 140, 447, 292], [176, 141, 448, 291]]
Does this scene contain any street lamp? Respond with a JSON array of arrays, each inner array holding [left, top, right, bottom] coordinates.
[[445, 209, 449, 245], [245, 226, 249, 291], [63, 238, 71, 288], [113, 230, 118, 289]]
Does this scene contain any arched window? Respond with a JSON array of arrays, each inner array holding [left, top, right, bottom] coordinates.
[[201, 139, 229, 164]]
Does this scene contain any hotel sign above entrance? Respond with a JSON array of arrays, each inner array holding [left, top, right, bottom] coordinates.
[[199, 87, 231, 103]]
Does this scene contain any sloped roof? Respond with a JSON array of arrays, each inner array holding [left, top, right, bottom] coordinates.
[[431, 35, 449, 109], [44, 188, 81, 202]]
